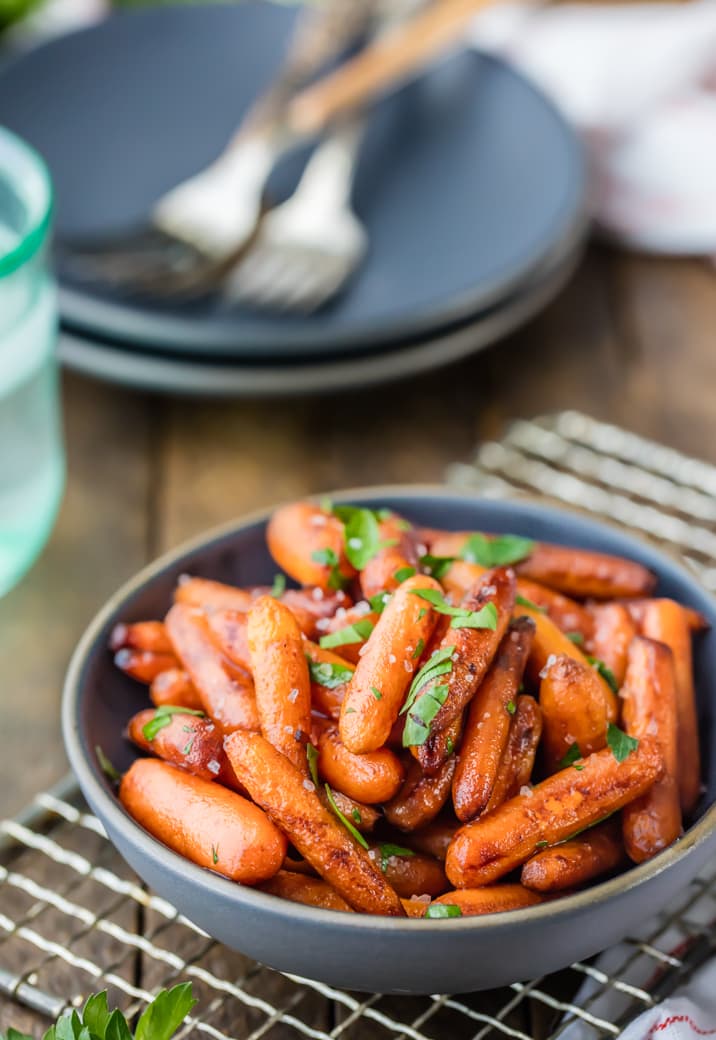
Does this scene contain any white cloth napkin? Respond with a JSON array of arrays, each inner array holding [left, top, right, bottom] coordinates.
[[470, 0, 716, 255]]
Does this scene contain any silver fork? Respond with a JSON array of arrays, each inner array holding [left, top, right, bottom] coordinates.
[[223, 117, 368, 312]]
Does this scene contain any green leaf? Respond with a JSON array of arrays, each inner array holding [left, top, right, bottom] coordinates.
[[341, 508, 386, 570], [95, 746, 121, 784], [535, 840, 550, 850], [401, 646, 455, 716], [351, 807, 362, 824], [6, 1030, 35, 1040], [211, 844, 219, 865], [558, 742, 583, 769], [393, 566, 416, 583], [306, 656, 354, 689], [142, 706, 204, 742], [426, 904, 462, 919], [368, 592, 391, 614], [607, 723, 638, 763], [419, 554, 455, 580], [270, 573, 286, 597], [410, 589, 498, 630], [515, 594, 546, 613], [565, 631, 585, 645], [306, 743, 320, 787], [82, 993, 111, 1040], [41, 1028, 57, 1040], [371, 686, 383, 700], [310, 548, 347, 590], [460, 533, 535, 567], [506, 700, 516, 715], [377, 843, 415, 873], [324, 784, 369, 848], [445, 734, 455, 755], [104, 1010, 132, 1040], [319, 618, 374, 649], [135, 984, 197, 1040], [412, 638, 425, 660], [403, 684, 449, 747], [585, 655, 619, 694]]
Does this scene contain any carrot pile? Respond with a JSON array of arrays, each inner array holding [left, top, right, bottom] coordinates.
[[107, 499, 707, 918]]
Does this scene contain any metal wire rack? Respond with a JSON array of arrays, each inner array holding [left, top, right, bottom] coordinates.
[[1, 410, 715, 1040]]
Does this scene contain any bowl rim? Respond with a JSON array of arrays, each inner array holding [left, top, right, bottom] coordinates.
[[62, 484, 716, 935]]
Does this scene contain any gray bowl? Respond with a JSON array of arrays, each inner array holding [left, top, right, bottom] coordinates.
[[62, 488, 716, 994]]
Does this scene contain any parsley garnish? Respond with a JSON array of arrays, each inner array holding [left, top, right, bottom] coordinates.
[[368, 591, 391, 613], [418, 607, 427, 620], [320, 618, 375, 649], [566, 631, 585, 645], [426, 904, 462, 919], [377, 843, 415, 873], [324, 784, 369, 848], [607, 723, 638, 763], [410, 588, 499, 631], [446, 734, 455, 755], [394, 565, 416, 583], [371, 686, 383, 700], [306, 656, 354, 689], [142, 705, 204, 742], [344, 707, 356, 714], [311, 548, 347, 591], [460, 533, 535, 567], [412, 638, 425, 660], [96, 746, 121, 783], [515, 594, 546, 613], [351, 807, 362, 824], [535, 840, 550, 850], [333, 507, 386, 570], [558, 742, 583, 770], [419, 553, 456, 579], [401, 646, 455, 716], [586, 654, 619, 693], [306, 743, 320, 786], [182, 737, 195, 756], [211, 844, 219, 865], [270, 573, 287, 597], [506, 700, 517, 715], [400, 646, 456, 747]]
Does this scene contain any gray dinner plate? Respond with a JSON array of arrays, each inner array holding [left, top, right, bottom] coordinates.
[[0, 2, 586, 360]]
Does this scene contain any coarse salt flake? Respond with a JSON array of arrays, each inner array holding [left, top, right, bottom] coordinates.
[[310, 514, 327, 526], [302, 779, 315, 791], [207, 759, 221, 775], [520, 785, 534, 797], [316, 618, 331, 632], [539, 654, 558, 678], [288, 688, 299, 703], [312, 587, 325, 601], [348, 537, 363, 550], [359, 643, 370, 657], [481, 584, 497, 596], [404, 660, 412, 672], [389, 654, 397, 664], [354, 600, 371, 616], [416, 544, 427, 557]]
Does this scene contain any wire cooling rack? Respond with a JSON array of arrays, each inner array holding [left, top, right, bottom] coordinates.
[[1, 410, 715, 1040]]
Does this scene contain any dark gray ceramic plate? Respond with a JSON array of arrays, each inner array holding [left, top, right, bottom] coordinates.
[[0, 3, 585, 360], [62, 489, 716, 994]]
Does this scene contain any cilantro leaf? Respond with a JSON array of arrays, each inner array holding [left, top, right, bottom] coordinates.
[[270, 573, 286, 597], [558, 742, 583, 769], [419, 553, 455, 579], [310, 548, 347, 591], [306, 656, 354, 689], [515, 594, 546, 613], [371, 686, 383, 700], [342, 508, 382, 570], [142, 705, 204, 742], [135, 984, 197, 1040], [403, 683, 449, 746], [445, 734, 455, 754], [401, 646, 455, 716], [351, 807, 362, 823], [607, 723, 639, 763], [410, 588, 498, 630], [460, 533, 534, 567], [426, 904, 462, 919], [368, 591, 391, 614], [324, 784, 369, 848], [585, 654, 619, 693], [412, 638, 425, 660], [393, 566, 416, 583], [96, 746, 121, 784], [377, 843, 415, 873], [565, 631, 585, 645], [506, 700, 516, 715], [319, 618, 374, 649], [306, 743, 320, 787]]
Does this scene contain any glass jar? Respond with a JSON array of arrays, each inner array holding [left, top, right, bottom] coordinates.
[[0, 126, 64, 596]]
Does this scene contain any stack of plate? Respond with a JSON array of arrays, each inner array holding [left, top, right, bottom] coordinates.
[[0, 3, 588, 397]]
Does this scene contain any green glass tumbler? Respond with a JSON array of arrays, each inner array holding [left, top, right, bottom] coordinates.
[[0, 126, 64, 596]]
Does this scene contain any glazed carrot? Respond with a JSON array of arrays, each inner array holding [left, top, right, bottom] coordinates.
[[452, 617, 535, 822], [114, 649, 178, 684], [446, 739, 664, 887], [267, 501, 355, 590], [586, 603, 636, 688], [318, 604, 380, 664], [368, 848, 447, 898], [248, 596, 312, 773], [432, 885, 545, 915], [205, 609, 251, 671], [402, 897, 431, 917], [622, 598, 708, 634], [127, 709, 241, 790], [339, 574, 441, 754], [303, 639, 354, 720], [316, 723, 404, 803], [109, 620, 173, 654], [621, 637, 682, 862], [165, 603, 259, 734], [485, 695, 542, 812], [641, 600, 701, 814], [280, 587, 352, 638], [408, 818, 460, 861], [416, 715, 463, 776], [224, 731, 405, 916], [119, 759, 286, 884], [384, 757, 456, 832], [328, 792, 380, 833], [175, 576, 254, 612], [150, 669, 203, 711], [407, 567, 516, 771], [259, 871, 354, 912], [539, 655, 610, 773], [359, 515, 418, 601], [521, 818, 625, 892]]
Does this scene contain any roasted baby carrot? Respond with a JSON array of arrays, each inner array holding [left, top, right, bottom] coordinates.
[[368, 847, 447, 899], [205, 609, 251, 671], [521, 818, 625, 892], [431, 885, 545, 916], [110, 620, 173, 654], [267, 501, 355, 590], [127, 708, 241, 790], [339, 574, 441, 754], [408, 818, 460, 861], [485, 695, 542, 812], [640, 600, 701, 814], [150, 669, 203, 711], [224, 731, 405, 915], [621, 636, 682, 862], [539, 654, 610, 773], [248, 596, 312, 774], [384, 757, 456, 832], [622, 598, 708, 634], [120, 758, 286, 884], [586, 603, 636, 688], [165, 603, 259, 734], [114, 649, 179, 684], [175, 576, 254, 612], [452, 617, 535, 822], [303, 640, 354, 720], [317, 604, 380, 664], [446, 739, 664, 887], [316, 723, 404, 803], [259, 871, 354, 912], [359, 514, 418, 601]]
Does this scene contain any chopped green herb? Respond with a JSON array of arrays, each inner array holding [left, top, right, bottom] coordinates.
[[96, 746, 121, 783], [412, 638, 425, 660], [506, 700, 517, 715], [182, 724, 192, 732], [319, 496, 333, 513], [566, 631, 585, 645], [182, 737, 195, 756], [515, 594, 546, 613], [401, 646, 455, 716], [351, 807, 362, 824], [142, 705, 204, 742], [212, 844, 219, 865], [535, 840, 550, 850], [558, 742, 583, 769], [425, 904, 462, 919], [586, 654, 619, 693], [306, 743, 320, 787], [419, 553, 456, 580], [418, 607, 427, 621], [320, 617, 375, 649], [460, 533, 535, 567], [377, 843, 415, 873], [410, 588, 499, 631], [446, 735, 455, 755], [306, 656, 354, 689], [371, 686, 383, 700], [324, 784, 369, 848], [341, 508, 383, 570], [403, 683, 449, 747], [394, 565, 417, 583], [368, 591, 391, 613], [270, 573, 287, 597], [344, 707, 356, 714], [310, 547, 347, 590], [607, 722, 639, 763]]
